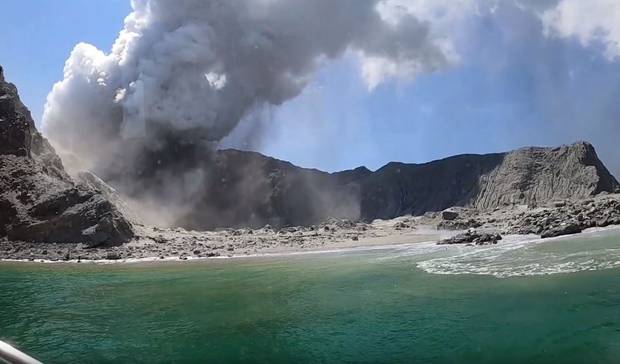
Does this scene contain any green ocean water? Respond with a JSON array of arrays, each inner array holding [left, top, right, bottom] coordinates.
[[1, 230, 620, 364]]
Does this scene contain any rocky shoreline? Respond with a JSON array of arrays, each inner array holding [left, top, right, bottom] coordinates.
[[2, 193, 619, 263], [0, 218, 431, 262], [431, 193, 620, 238]]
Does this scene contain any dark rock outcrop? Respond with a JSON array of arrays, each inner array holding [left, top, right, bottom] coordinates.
[[438, 230, 502, 245], [441, 209, 460, 221], [0, 66, 133, 246], [0, 66, 34, 157], [540, 223, 583, 239]]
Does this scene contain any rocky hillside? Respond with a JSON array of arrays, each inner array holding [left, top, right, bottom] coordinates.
[[0, 66, 133, 246], [474, 143, 619, 209], [177, 149, 362, 230], [169, 141, 619, 230], [359, 142, 620, 221], [359, 153, 505, 220]]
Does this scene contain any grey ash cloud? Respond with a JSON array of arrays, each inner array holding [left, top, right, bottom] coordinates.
[[41, 0, 453, 226], [42, 0, 452, 171]]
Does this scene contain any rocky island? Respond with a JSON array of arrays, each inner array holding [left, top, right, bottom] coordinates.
[[1, 65, 620, 262]]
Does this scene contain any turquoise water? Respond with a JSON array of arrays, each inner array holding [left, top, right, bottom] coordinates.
[[1, 230, 620, 363]]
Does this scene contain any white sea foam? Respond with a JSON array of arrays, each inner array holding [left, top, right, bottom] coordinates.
[[412, 227, 620, 278]]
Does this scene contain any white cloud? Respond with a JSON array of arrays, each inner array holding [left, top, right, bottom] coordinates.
[[542, 0, 620, 60], [377, 0, 481, 26]]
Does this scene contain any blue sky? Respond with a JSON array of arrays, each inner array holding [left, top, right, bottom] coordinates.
[[2, 1, 620, 176], [1, 0, 130, 124]]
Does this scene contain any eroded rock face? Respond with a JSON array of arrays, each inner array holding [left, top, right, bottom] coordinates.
[[0, 66, 133, 246], [0, 66, 33, 157], [473, 143, 619, 209], [358, 142, 620, 221]]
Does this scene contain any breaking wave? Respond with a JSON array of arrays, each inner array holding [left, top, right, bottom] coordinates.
[[384, 227, 620, 278]]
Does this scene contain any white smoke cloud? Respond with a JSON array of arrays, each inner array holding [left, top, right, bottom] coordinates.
[[375, 0, 562, 41], [542, 0, 620, 60], [43, 0, 454, 172]]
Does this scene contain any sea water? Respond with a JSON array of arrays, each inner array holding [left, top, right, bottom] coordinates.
[[1, 228, 620, 363]]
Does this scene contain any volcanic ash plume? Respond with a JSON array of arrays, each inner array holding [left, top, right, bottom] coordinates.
[[42, 0, 454, 227]]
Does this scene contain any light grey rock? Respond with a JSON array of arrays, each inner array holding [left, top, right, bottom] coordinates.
[[76, 171, 142, 224], [474, 143, 619, 210]]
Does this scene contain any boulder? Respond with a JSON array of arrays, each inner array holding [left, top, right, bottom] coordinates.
[[540, 222, 584, 239], [441, 209, 459, 221], [438, 230, 502, 246]]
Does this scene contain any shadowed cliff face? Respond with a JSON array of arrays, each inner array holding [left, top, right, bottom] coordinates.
[[0, 66, 134, 245], [0, 66, 33, 157], [358, 153, 507, 220]]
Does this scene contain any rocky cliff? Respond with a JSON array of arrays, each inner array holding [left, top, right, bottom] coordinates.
[[359, 142, 620, 221], [0, 66, 133, 246], [474, 143, 619, 208]]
